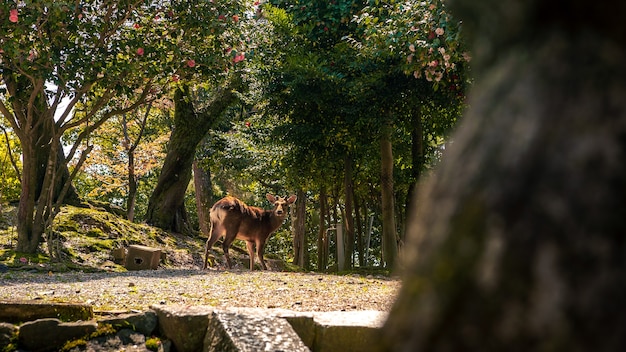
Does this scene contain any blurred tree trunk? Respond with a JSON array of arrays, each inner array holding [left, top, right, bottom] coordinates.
[[380, 0, 626, 351]]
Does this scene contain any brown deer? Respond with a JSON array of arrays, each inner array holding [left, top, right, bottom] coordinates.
[[203, 193, 297, 270]]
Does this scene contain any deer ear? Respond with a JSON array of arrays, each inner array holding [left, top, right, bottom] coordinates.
[[266, 193, 277, 203], [287, 194, 297, 204]]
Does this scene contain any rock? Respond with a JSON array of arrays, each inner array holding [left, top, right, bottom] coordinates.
[[152, 305, 213, 352], [98, 310, 158, 336], [0, 322, 17, 348], [312, 311, 387, 352], [204, 311, 309, 352], [0, 301, 93, 324], [18, 318, 97, 352], [76, 328, 152, 352], [116, 328, 147, 345]]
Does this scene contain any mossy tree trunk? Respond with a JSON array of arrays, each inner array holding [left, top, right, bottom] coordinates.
[[145, 78, 241, 234]]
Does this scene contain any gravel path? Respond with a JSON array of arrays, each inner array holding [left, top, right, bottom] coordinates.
[[0, 269, 400, 314]]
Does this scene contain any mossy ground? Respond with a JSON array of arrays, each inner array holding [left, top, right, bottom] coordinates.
[[0, 204, 217, 272]]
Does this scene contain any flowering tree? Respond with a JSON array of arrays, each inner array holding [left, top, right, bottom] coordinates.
[[0, 0, 245, 253], [354, 0, 470, 98]]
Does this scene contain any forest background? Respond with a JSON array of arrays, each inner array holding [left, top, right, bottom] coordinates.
[[0, 0, 470, 272]]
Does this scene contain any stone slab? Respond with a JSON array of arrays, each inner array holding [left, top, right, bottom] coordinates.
[[311, 311, 387, 352], [152, 304, 214, 352], [18, 318, 97, 352], [0, 301, 93, 324], [204, 311, 310, 352]]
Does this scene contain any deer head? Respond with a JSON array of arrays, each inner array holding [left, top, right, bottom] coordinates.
[[266, 193, 297, 217]]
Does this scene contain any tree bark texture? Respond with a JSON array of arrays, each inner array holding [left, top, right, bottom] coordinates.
[[404, 106, 423, 243], [342, 154, 355, 270], [354, 194, 364, 267], [317, 186, 328, 271], [193, 160, 213, 236], [292, 188, 306, 268], [380, 1, 626, 351], [380, 117, 398, 268], [145, 77, 240, 233]]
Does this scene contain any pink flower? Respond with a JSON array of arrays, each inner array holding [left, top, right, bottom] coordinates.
[[171, 74, 179, 82], [19, 257, 27, 264], [435, 27, 444, 36], [137, 47, 144, 56], [233, 52, 245, 63], [429, 60, 438, 67], [9, 9, 18, 23], [187, 59, 196, 68]]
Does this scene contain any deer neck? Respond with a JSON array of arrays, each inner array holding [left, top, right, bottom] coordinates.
[[269, 212, 287, 229]]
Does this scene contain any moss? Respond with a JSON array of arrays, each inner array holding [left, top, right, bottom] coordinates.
[[145, 337, 162, 351], [60, 338, 88, 351], [1, 329, 18, 352]]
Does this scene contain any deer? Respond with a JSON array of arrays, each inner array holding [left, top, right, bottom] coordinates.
[[203, 193, 297, 270]]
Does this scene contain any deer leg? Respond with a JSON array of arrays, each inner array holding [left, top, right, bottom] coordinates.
[[203, 222, 221, 269], [246, 241, 256, 270], [222, 233, 237, 269], [257, 240, 267, 270]]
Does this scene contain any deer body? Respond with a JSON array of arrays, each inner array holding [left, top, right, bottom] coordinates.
[[203, 194, 297, 270]]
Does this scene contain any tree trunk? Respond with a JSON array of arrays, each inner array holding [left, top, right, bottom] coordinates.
[[292, 188, 306, 268], [343, 154, 355, 270], [127, 151, 137, 222], [317, 186, 328, 271], [380, 1, 626, 350], [354, 193, 365, 267], [380, 116, 398, 269], [405, 106, 423, 242], [145, 77, 240, 233], [193, 159, 213, 236], [15, 134, 40, 253]]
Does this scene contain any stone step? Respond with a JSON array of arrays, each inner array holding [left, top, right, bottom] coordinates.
[[152, 305, 388, 352], [0, 300, 93, 324], [0, 301, 387, 352]]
